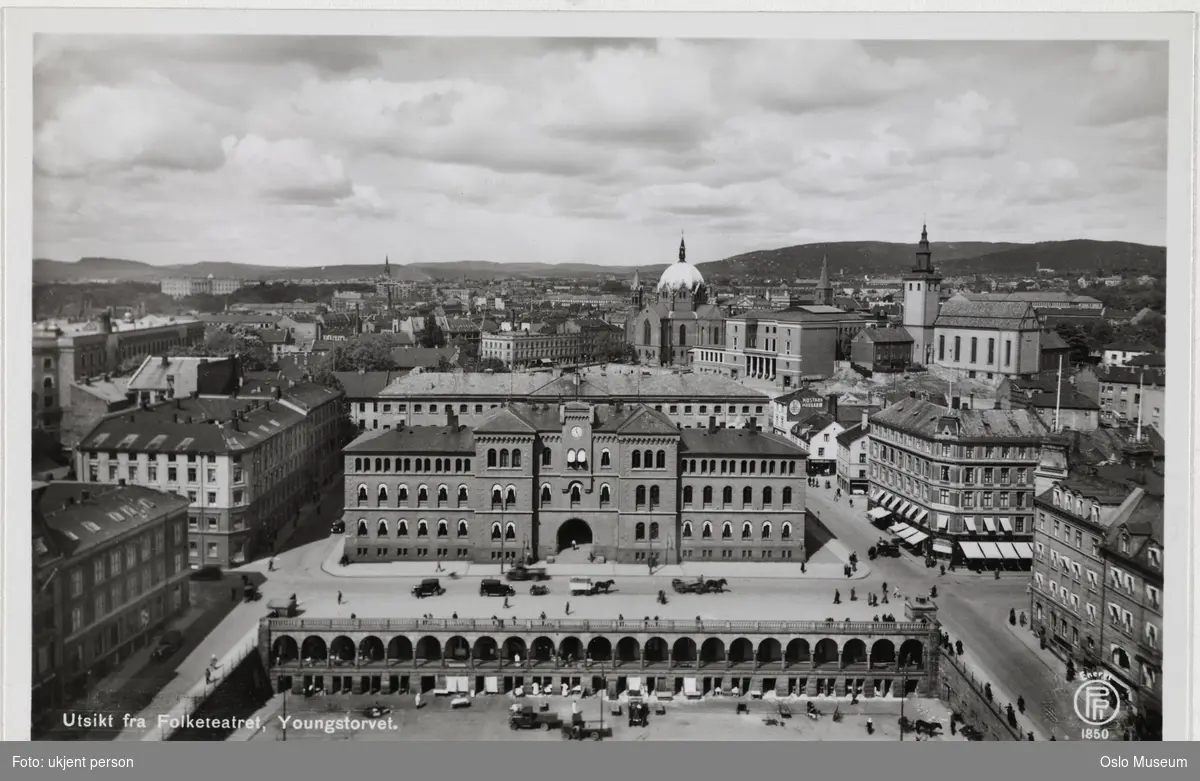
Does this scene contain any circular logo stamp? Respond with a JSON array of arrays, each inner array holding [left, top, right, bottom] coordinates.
[[1073, 679, 1121, 727]]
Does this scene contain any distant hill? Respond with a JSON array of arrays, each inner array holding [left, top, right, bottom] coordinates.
[[32, 239, 1166, 284]]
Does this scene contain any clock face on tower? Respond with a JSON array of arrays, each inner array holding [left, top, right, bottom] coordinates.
[[570, 426, 583, 438]]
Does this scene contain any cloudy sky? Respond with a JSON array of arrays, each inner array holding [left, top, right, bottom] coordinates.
[[33, 37, 1167, 268]]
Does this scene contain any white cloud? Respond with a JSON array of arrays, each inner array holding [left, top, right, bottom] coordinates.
[[922, 91, 1017, 160]]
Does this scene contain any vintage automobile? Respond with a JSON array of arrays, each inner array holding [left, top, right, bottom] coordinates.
[[529, 584, 549, 596], [330, 520, 346, 534], [560, 721, 612, 741], [510, 707, 563, 731], [267, 595, 299, 618], [189, 565, 223, 581], [505, 565, 549, 582], [150, 630, 185, 661], [412, 578, 446, 598], [480, 579, 516, 598]]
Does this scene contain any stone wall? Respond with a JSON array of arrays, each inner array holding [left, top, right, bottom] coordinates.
[[935, 652, 1022, 741]]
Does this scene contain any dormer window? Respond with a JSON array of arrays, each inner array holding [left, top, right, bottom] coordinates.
[[1147, 547, 1161, 568], [1120, 533, 1130, 554]]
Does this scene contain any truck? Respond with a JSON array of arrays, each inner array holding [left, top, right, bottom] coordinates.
[[509, 708, 563, 731], [560, 720, 613, 741]]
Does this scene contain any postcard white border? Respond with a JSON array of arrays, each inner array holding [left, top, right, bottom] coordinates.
[[3, 0, 1196, 743]]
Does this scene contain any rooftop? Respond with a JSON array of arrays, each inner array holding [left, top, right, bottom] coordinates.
[[335, 370, 410, 398], [871, 396, 1050, 441], [127, 355, 233, 392], [679, 426, 807, 457], [1091, 365, 1166, 386], [854, 327, 914, 344], [34, 482, 189, 560], [934, 299, 1041, 331], [72, 374, 131, 403]]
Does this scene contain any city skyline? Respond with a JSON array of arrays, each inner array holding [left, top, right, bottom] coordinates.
[[33, 37, 1168, 268]]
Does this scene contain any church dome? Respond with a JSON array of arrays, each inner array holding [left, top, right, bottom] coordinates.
[[656, 239, 705, 295]]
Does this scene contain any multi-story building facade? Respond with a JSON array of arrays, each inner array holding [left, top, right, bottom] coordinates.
[[334, 370, 409, 432], [1100, 340, 1157, 368], [33, 312, 206, 436], [341, 402, 808, 565], [126, 355, 240, 404], [931, 299, 1044, 381], [374, 367, 770, 431], [161, 277, 244, 298], [850, 327, 915, 374], [480, 319, 623, 367], [31, 481, 191, 717], [836, 413, 872, 495], [787, 410, 843, 477], [1076, 365, 1165, 432], [73, 383, 343, 568], [867, 396, 1047, 565]]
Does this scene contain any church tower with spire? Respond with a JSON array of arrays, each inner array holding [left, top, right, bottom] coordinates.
[[815, 253, 833, 307], [902, 224, 942, 366], [630, 267, 644, 309]]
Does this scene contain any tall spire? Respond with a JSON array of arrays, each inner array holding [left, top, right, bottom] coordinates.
[[678, 236, 686, 263], [815, 252, 832, 306], [913, 222, 934, 273], [631, 268, 641, 290], [385, 255, 391, 278]]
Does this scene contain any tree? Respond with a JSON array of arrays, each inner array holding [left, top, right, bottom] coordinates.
[[334, 334, 404, 372], [1065, 659, 1076, 682], [172, 325, 271, 371], [1009, 608, 1017, 626], [420, 321, 446, 348]]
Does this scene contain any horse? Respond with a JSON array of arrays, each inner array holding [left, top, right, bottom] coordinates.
[[704, 578, 728, 593], [915, 719, 943, 736], [592, 579, 616, 594]]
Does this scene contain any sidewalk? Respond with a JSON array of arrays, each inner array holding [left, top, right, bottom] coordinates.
[[320, 542, 870, 581], [1001, 607, 1067, 678], [943, 635, 1048, 741]]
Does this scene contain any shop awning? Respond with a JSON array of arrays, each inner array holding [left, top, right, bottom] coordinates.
[[898, 500, 913, 516], [896, 527, 921, 541], [889, 522, 913, 535], [870, 488, 883, 502], [978, 541, 1004, 559], [959, 541, 986, 559], [868, 507, 891, 520], [963, 517, 977, 532], [932, 540, 955, 555], [996, 542, 1021, 560], [936, 514, 949, 530], [981, 517, 996, 533], [906, 531, 930, 545], [998, 517, 1013, 532], [884, 494, 901, 510], [627, 677, 643, 693], [1011, 542, 1034, 559], [914, 509, 930, 525]]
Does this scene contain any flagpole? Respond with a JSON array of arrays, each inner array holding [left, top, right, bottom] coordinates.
[[1054, 355, 1063, 433], [1135, 372, 1144, 442]]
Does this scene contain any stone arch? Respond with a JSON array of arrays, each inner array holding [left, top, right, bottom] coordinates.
[[841, 638, 868, 667], [272, 635, 299, 663], [672, 637, 697, 665], [330, 635, 356, 662], [616, 637, 641, 664], [870, 639, 896, 667], [729, 637, 754, 664], [531, 636, 556, 663], [502, 636, 527, 662], [356, 519, 368, 536], [644, 636, 669, 664], [813, 638, 839, 667], [415, 635, 442, 662], [559, 636, 584, 662], [491, 522, 502, 540], [757, 638, 783, 665], [557, 518, 593, 550], [445, 636, 471, 663], [699, 638, 726, 666], [899, 639, 925, 670], [387, 636, 413, 663], [473, 637, 499, 664], [457, 519, 469, 538], [376, 519, 388, 537], [785, 638, 811, 665], [682, 521, 693, 538], [437, 519, 449, 538], [358, 635, 385, 663], [587, 636, 612, 661]]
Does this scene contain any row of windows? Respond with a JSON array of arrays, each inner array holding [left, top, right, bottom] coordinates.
[[361, 400, 764, 417], [872, 426, 1034, 461], [353, 457, 473, 474], [355, 518, 471, 538], [683, 485, 794, 507], [357, 483, 469, 506], [873, 464, 1030, 511], [681, 520, 794, 540], [874, 444, 1031, 484], [938, 334, 1012, 367], [682, 459, 799, 476]]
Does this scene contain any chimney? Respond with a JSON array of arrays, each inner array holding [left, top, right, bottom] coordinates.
[[861, 409, 869, 429], [747, 417, 757, 432], [447, 408, 458, 428], [968, 393, 975, 410], [708, 415, 716, 433], [232, 417, 240, 431], [952, 396, 961, 410], [909, 390, 916, 399], [175, 398, 182, 409], [825, 394, 838, 419], [273, 386, 282, 400]]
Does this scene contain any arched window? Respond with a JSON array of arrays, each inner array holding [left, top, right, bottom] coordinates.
[[398, 520, 409, 536], [356, 519, 368, 536], [457, 520, 468, 538], [416, 520, 429, 537], [720, 460, 728, 473], [650, 522, 660, 540], [682, 521, 693, 538], [643, 320, 651, 345], [649, 486, 660, 507], [635, 522, 646, 541], [768, 461, 775, 475], [437, 520, 449, 538], [702, 486, 713, 505], [781, 522, 792, 540], [492, 487, 502, 508], [643, 450, 653, 468], [354, 458, 362, 471], [455, 459, 463, 472], [740, 460, 747, 474], [683, 486, 694, 504], [488, 449, 497, 467], [789, 462, 796, 475], [721, 522, 732, 540], [600, 484, 611, 504], [722, 486, 732, 506], [385, 458, 393, 472], [512, 449, 522, 467], [436, 485, 447, 504], [505, 487, 516, 507], [499, 449, 510, 468], [458, 485, 468, 503], [702, 522, 713, 539], [601, 449, 611, 467], [741, 521, 753, 540], [749, 461, 756, 475], [504, 522, 516, 540], [567, 449, 577, 466], [635, 486, 646, 506], [762, 487, 772, 506], [679, 324, 686, 345], [742, 486, 752, 506], [357, 484, 368, 503], [570, 484, 582, 504], [403, 458, 411, 471], [542, 448, 551, 466], [761, 522, 772, 539], [374, 458, 382, 472], [782, 487, 792, 505], [540, 484, 552, 507], [631, 450, 641, 469], [491, 522, 502, 541], [656, 450, 665, 469], [418, 485, 428, 503]]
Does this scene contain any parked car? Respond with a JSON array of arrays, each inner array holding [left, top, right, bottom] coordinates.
[[330, 520, 346, 534], [875, 543, 901, 558], [150, 630, 185, 661], [189, 565, 222, 581], [412, 578, 446, 598], [480, 579, 516, 597]]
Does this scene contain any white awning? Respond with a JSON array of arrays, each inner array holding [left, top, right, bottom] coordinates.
[[915, 509, 930, 525], [906, 531, 930, 545], [932, 540, 955, 555], [870, 488, 883, 502], [998, 517, 1013, 532], [683, 678, 700, 696], [485, 677, 499, 693], [963, 517, 977, 532], [906, 504, 923, 520], [868, 507, 891, 520], [959, 541, 986, 559], [895, 527, 921, 541], [889, 494, 905, 510], [898, 500, 913, 516], [1012, 542, 1034, 559], [981, 517, 996, 532], [627, 677, 643, 693], [996, 542, 1021, 560], [936, 514, 949, 530], [888, 522, 912, 535], [978, 542, 1004, 560]]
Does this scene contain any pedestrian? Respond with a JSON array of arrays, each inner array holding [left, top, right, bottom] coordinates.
[[850, 588, 857, 601], [833, 589, 841, 605], [572, 540, 578, 551], [882, 581, 888, 593], [540, 611, 547, 621], [940, 564, 946, 576], [350, 613, 357, 619], [452, 612, 458, 620], [893, 587, 900, 599], [565, 601, 571, 615], [852, 561, 858, 573], [337, 591, 343, 605], [800, 562, 806, 574], [205, 668, 212, 684], [436, 559, 443, 572], [415, 691, 422, 709], [210, 653, 218, 669], [503, 597, 509, 609]]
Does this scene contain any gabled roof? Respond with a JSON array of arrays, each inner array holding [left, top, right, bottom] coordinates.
[[474, 406, 539, 434], [871, 396, 1050, 441], [612, 405, 678, 435], [1039, 329, 1070, 350], [1093, 365, 1166, 386], [334, 370, 408, 399], [835, 422, 869, 446], [35, 482, 189, 559], [934, 299, 1040, 330], [854, 326, 913, 344], [680, 427, 808, 457], [1103, 339, 1157, 352]]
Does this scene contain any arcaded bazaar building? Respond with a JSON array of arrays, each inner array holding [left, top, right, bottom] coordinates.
[[341, 401, 810, 565]]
